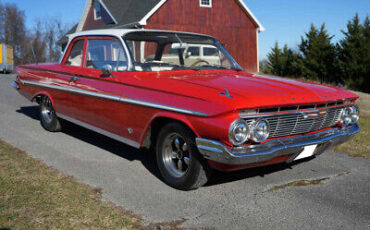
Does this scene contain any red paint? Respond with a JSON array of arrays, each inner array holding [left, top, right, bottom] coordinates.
[[15, 34, 359, 171]]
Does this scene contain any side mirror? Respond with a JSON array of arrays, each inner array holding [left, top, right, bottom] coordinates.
[[101, 64, 113, 76]]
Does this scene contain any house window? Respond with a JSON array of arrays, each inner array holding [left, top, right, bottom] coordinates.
[[200, 0, 212, 7], [94, 0, 102, 20]]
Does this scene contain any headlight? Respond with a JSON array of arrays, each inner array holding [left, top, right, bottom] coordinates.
[[250, 119, 270, 143], [340, 107, 352, 126], [229, 119, 250, 145], [349, 105, 360, 124]]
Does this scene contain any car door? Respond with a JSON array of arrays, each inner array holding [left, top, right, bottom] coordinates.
[[70, 37, 131, 139], [52, 37, 87, 119]]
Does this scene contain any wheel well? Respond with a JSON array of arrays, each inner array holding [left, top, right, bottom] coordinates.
[[33, 94, 44, 104], [143, 117, 195, 150]]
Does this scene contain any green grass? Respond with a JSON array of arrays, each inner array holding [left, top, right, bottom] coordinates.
[[0, 140, 144, 230], [334, 115, 370, 158]]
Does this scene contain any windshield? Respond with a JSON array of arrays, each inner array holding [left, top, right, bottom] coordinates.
[[123, 31, 242, 72]]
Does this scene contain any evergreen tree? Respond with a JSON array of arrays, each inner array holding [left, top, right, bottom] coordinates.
[[265, 42, 301, 77], [266, 42, 283, 75], [298, 24, 336, 83], [281, 45, 301, 77], [337, 14, 369, 93]]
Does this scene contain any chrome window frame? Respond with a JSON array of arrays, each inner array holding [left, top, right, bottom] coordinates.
[[59, 34, 134, 71]]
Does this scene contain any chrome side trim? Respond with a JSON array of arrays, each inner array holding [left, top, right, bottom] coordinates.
[[21, 80, 208, 117], [120, 97, 207, 116], [11, 81, 20, 90], [56, 113, 140, 149], [196, 124, 360, 165]]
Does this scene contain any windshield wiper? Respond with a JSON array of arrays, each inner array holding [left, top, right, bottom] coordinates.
[[193, 65, 230, 70]]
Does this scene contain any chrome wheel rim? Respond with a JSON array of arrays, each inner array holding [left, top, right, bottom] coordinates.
[[41, 98, 54, 124], [162, 133, 191, 178]]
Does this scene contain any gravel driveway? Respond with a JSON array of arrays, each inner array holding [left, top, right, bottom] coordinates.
[[1, 74, 369, 229]]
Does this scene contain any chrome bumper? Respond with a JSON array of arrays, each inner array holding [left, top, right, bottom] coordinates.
[[196, 124, 360, 165]]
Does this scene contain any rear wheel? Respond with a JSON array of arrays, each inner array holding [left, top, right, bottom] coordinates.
[[40, 96, 62, 132], [156, 122, 212, 190]]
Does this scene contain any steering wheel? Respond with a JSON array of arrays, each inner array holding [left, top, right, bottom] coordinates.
[[190, 60, 210, 67]]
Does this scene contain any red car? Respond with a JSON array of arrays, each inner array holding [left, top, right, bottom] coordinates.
[[13, 29, 360, 190]]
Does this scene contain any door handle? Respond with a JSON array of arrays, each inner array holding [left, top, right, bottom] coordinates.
[[69, 76, 79, 83]]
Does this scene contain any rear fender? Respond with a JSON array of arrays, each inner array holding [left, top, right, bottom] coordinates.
[[31, 91, 56, 108]]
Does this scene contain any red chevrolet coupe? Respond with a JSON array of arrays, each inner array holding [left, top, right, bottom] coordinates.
[[13, 29, 360, 190]]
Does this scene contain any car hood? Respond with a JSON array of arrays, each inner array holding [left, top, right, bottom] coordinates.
[[129, 71, 358, 116], [19, 65, 358, 117]]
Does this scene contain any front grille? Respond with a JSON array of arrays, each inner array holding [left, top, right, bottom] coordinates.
[[244, 106, 344, 138]]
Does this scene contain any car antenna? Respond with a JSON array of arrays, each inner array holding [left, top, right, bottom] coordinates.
[[30, 43, 38, 65]]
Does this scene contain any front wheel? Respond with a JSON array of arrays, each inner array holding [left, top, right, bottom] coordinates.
[[40, 96, 62, 132], [156, 122, 212, 190]]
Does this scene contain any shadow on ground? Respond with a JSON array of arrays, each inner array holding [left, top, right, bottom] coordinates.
[[16, 105, 313, 188]]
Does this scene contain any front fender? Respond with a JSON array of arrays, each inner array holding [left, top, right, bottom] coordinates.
[[139, 112, 201, 147]]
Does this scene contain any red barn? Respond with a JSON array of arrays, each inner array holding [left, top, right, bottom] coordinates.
[[68, 0, 264, 72]]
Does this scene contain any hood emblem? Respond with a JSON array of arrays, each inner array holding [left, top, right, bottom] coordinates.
[[302, 111, 327, 119], [219, 88, 233, 99]]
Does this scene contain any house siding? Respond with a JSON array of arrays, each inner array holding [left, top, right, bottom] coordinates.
[[83, 4, 108, 30], [145, 0, 258, 72]]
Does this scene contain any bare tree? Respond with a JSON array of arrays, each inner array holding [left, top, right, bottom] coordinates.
[[0, 2, 71, 65], [41, 17, 70, 62], [1, 2, 27, 65]]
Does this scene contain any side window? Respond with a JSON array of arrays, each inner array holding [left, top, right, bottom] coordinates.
[[65, 39, 85, 67], [203, 47, 218, 56], [187, 47, 200, 57], [94, 1, 101, 20], [85, 39, 127, 71]]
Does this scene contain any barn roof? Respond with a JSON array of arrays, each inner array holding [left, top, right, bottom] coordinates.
[[59, 0, 264, 46], [78, 0, 264, 31]]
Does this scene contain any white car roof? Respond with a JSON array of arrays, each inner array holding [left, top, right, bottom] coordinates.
[[67, 29, 212, 40]]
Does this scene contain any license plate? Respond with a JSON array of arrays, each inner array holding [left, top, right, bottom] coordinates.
[[294, 145, 317, 161]]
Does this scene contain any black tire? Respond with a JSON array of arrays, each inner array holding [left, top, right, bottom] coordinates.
[[156, 122, 212, 190], [40, 96, 62, 132]]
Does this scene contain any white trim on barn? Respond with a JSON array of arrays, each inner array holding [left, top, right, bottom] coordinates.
[[77, 0, 92, 32], [77, 0, 118, 32], [237, 0, 265, 31], [138, 0, 264, 31], [99, 0, 118, 24], [138, 0, 167, 26], [200, 0, 212, 8]]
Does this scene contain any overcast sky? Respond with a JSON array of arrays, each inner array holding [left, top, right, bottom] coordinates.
[[5, 0, 370, 60]]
